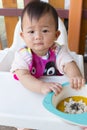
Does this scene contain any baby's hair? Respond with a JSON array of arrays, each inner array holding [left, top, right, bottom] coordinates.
[[21, 1, 58, 31]]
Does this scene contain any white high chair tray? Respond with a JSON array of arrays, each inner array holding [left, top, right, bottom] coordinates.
[[0, 72, 82, 130]]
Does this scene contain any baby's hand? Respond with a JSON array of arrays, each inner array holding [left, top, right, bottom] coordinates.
[[41, 82, 62, 95], [70, 76, 85, 89]]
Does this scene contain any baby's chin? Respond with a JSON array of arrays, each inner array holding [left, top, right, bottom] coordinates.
[[33, 48, 49, 56]]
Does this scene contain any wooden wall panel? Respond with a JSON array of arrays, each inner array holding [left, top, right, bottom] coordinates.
[[68, 0, 83, 53], [79, 0, 87, 54], [2, 0, 18, 48], [0, 39, 2, 50], [49, 0, 64, 8], [24, 0, 40, 6]]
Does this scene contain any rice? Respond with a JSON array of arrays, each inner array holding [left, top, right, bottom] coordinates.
[[56, 96, 87, 114]]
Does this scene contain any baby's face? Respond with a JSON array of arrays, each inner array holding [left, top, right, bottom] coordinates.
[[20, 12, 60, 56]]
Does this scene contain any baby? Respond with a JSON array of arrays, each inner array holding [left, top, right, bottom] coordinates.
[[11, 1, 85, 130]]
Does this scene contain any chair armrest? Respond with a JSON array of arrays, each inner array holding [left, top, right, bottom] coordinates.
[[69, 51, 84, 77], [0, 49, 14, 71]]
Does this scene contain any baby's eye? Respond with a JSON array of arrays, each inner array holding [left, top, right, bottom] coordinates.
[[42, 29, 49, 33], [28, 30, 34, 34]]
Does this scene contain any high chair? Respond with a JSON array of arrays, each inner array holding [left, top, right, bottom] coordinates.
[[0, 18, 84, 130]]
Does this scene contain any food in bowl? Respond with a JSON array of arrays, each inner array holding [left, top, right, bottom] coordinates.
[[56, 96, 87, 114]]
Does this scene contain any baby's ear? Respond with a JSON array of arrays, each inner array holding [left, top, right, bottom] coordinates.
[[56, 30, 60, 37], [55, 31, 61, 40], [20, 32, 24, 39]]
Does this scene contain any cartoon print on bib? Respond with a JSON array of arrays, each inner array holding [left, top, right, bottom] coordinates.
[[30, 49, 63, 78], [43, 61, 61, 76]]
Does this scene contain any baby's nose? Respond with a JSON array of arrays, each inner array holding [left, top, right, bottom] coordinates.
[[35, 31, 42, 40]]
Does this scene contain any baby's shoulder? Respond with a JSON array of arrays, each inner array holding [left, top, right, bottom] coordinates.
[[18, 47, 31, 55], [17, 47, 32, 62], [19, 46, 31, 53]]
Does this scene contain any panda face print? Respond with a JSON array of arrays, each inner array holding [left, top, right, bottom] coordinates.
[[43, 61, 58, 76]]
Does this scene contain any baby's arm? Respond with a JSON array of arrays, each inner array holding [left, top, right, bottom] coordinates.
[[15, 69, 62, 95], [56, 45, 85, 89], [64, 61, 85, 89], [11, 50, 62, 95]]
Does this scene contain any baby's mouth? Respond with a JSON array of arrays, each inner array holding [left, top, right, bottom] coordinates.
[[34, 43, 43, 46]]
